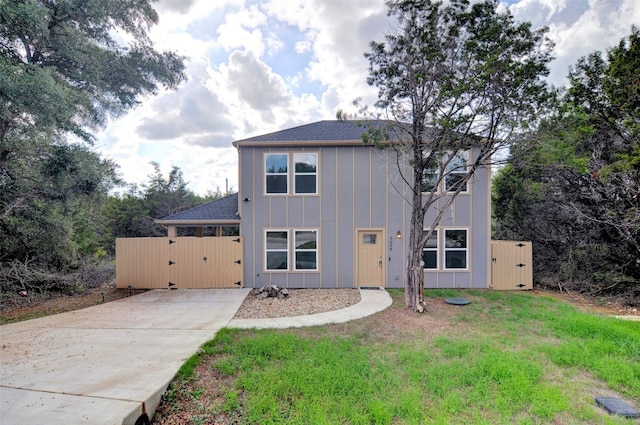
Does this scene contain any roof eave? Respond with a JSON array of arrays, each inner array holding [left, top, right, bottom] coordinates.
[[232, 139, 399, 148], [154, 219, 242, 226]]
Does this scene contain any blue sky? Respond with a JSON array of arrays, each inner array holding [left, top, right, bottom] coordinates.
[[96, 0, 640, 195]]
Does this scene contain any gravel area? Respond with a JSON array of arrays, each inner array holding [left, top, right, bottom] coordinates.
[[233, 288, 361, 319]]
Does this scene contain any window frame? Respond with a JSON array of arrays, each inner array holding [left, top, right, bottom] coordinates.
[[444, 151, 469, 193], [293, 229, 318, 271], [264, 153, 289, 195], [421, 229, 439, 270], [264, 229, 289, 271], [264, 152, 320, 196], [293, 152, 318, 195], [421, 155, 441, 194], [420, 150, 471, 194], [264, 228, 319, 272], [443, 228, 469, 270]]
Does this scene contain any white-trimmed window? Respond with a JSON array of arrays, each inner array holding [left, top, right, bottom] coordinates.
[[444, 229, 468, 269], [421, 229, 438, 269], [265, 230, 289, 270], [294, 153, 318, 194], [294, 230, 318, 270], [265, 153, 288, 194], [420, 150, 470, 193], [265, 229, 318, 271], [265, 152, 319, 195], [421, 154, 440, 193], [444, 151, 468, 192]]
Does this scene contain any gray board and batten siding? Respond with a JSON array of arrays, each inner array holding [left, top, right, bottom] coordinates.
[[233, 120, 492, 290]]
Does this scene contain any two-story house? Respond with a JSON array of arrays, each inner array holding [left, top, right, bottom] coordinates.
[[232, 120, 492, 290]]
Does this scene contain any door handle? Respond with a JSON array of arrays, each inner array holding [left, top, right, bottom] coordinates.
[[378, 258, 382, 267]]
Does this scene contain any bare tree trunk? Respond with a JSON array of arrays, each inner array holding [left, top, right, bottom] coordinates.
[[405, 151, 426, 312], [405, 224, 425, 311]]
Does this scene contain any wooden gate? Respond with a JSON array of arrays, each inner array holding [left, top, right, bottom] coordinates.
[[490, 241, 533, 290], [116, 237, 243, 289]]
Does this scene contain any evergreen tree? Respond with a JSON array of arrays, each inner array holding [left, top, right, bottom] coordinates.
[[363, 0, 553, 311]]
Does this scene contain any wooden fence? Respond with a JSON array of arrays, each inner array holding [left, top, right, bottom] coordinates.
[[116, 237, 243, 289], [490, 240, 533, 290]]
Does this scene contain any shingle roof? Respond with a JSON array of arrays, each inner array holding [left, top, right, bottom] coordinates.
[[156, 193, 240, 223], [233, 120, 401, 144]]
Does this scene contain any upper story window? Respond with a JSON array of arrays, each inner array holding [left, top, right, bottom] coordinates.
[[265, 152, 318, 195], [265, 154, 288, 194], [421, 155, 440, 193], [294, 153, 317, 194], [444, 151, 468, 192], [421, 150, 469, 194]]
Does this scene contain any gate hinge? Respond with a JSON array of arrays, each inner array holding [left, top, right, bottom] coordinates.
[[234, 259, 241, 265], [233, 238, 241, 243], [516, 283, 526, 288], [168, 260, 175, 266], [516, 243, 525, 247], [491, 257, 496, 263], [234, 281, 242, 286], [169, 239, 175, 245], [516, 263, 526, 267]]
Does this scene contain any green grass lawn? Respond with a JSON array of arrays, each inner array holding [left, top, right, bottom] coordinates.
[[153, 290, 640, 425]]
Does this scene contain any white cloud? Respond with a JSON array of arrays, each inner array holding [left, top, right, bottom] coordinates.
[[261, 0, 315, 31], [216, 4, 269, 56], [510, 0, 640, 86], [136, 61, 234, 147], [164, 145, 239, 195], [225, 50, 289, 110], [156, 0, 198, 14], [515, 0, 569, 20], [96, 0, 640, 195]]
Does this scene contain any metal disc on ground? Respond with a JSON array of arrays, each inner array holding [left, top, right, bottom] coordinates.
[[444, 297, 471, 306]]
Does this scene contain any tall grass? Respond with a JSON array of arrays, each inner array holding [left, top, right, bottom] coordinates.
[[165, 291, 640, 424]]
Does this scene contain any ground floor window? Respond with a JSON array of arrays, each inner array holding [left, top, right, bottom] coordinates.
[[265, 230, 288, 270], [444, 229, 468, 269], [422, 228, 468, 270], [422, 229, 438, 269], [294, 230, 318, 270], [265, 229, 318, 271]]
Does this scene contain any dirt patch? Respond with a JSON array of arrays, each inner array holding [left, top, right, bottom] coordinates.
[[4, 284, 636, 326], [532, 288, 639, 316], [153, 355, 241, 425], [0, 281, 147, 324]]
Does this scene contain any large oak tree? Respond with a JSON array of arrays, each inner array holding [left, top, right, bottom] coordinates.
[[0, 0, 186, 273], [0, 0, 186, 142]]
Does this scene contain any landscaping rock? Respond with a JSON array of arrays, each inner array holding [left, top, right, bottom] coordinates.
[[258, 285, 289, 299]]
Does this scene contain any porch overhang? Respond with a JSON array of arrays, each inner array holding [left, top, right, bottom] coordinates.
[[154, 219, 241, 226]]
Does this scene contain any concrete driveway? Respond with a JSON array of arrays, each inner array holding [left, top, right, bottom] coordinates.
[[1, 288, 251, 425]]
